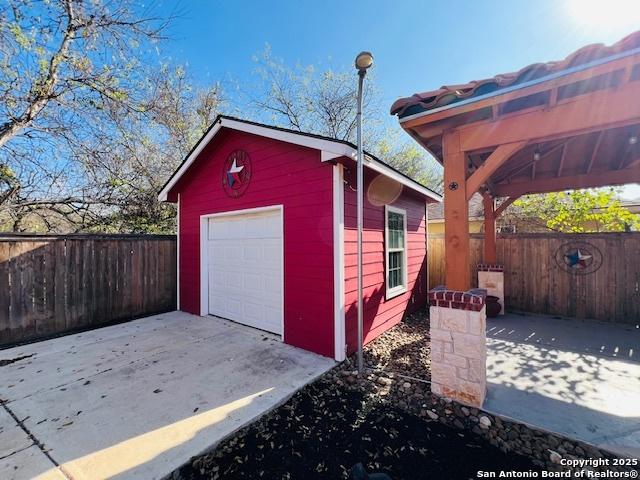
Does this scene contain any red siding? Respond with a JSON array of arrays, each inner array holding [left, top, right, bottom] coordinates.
[[343, 167, 428, 354], [171, 129, 335, 357]]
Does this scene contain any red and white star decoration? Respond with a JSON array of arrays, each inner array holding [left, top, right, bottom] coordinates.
[[226, 158, 244, 187]]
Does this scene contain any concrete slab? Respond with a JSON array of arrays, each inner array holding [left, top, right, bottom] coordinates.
[[485, 314, 640, 458], [0, 312, 334, 479], [486, 312, 639, 361], [0, 446, 66, 480]]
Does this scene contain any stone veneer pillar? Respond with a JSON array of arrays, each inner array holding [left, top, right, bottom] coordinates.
[[428, 286, 487, 408], [477, 264, 505, 315]]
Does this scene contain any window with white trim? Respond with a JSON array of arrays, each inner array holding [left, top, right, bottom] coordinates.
[[385, 205, 407, 299]]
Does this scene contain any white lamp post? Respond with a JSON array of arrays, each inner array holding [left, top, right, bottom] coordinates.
[[354, 51, 373, 374]]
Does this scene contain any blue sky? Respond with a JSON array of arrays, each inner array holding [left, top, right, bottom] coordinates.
[[154, 0, 640, 198]]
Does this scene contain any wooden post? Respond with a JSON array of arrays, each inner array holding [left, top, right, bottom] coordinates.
[[482, 193, 497, 264], [443, 131, 470, 291]]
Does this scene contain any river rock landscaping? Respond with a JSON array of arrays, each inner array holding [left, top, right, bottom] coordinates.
[[172, 309, 635, 479], [174, 376, 538, 480]]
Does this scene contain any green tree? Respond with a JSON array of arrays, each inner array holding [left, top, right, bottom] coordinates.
[[513, 189, 640, 233]]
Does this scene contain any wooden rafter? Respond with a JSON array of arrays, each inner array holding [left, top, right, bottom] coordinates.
[[531, 160, 536, 180], [494, 167, 640, 197], [459, 81, 640, 151], [557, 143, 567, 177], [501, 140, 565, 183], [617, 130, 639, 170], [465, 141, 527, 200], [585, 131, 604, 174], [625, 155, 640, 169], [495, 195, 521, 218]]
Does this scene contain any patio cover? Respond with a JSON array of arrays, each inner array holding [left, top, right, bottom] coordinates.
[[392, 31, 640, 290]]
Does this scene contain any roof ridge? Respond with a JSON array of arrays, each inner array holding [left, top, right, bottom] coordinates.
[[210, 115, 439, 193]]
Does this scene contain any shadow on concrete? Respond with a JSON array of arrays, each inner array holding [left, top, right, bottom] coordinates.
[[485, 315, 640, 458]]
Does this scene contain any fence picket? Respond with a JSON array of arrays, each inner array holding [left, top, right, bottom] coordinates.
[[428, 232, 639, 324], [0, 234, 177, 346]]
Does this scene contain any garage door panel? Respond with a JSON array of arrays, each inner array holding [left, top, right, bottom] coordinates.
[[243, 272, 262, 291], [263, 273, 281, 293], [207, 209, 283, 335]]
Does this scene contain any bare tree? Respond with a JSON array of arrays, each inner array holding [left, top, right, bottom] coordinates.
[[246, 46, 382, 143], [0, 0, 179, 231], [78, 67, 224, 233], [245, 47, 442, 191]]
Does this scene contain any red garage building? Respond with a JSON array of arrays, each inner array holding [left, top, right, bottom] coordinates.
[[159, 116, 441, 360]]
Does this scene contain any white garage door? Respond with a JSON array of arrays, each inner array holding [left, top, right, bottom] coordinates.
[[207, 209, 283, 335]]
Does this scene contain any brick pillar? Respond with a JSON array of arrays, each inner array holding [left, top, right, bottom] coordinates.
[[477, 264, 505, 315], [428, 286, 487, 408]]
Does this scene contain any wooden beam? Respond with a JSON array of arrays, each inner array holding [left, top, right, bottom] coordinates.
[[482, 192, 497, 264], [503, 140, 565, 183], [443, 131, 471, 291], [458, 81, 640, 151], [495, 195, 521, 218], [401, 53, 640, 130], [547, 87, 558, 109], [585, 131, 604, 174], [493, 168, 640, 197], [617, 132, 638, 169], [557, 143, 567, 177], [465, 141, 527, 200], [625, 156, 640, 169]]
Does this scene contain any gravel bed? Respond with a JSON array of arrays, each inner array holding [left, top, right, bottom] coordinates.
[[175, 377, 538, 480], [363, 309, 430, 381]]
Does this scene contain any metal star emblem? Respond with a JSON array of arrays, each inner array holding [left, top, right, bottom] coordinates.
[[226, 158, 244, 187], [565, 249, 592, 269]]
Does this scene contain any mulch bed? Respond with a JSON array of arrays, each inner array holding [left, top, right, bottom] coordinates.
[[177, 379, 538, 480], [175, 311, 540, 480]]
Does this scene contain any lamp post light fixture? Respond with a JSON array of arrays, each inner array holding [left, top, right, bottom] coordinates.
[[354, 51, 373, 374]]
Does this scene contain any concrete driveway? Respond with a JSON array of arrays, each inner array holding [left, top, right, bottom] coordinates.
[[0, 312, 334, 480]]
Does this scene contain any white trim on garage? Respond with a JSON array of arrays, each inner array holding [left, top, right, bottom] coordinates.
[[332, 164, 346, 362], [176, 193, 180, 310], [158, 117, 354, 202], [199, 205, 285, 341]]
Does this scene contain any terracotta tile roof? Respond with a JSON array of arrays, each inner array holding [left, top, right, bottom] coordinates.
[[391, 31, 640, 119]]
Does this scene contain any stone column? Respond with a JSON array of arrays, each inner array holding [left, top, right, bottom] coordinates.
[[477, 264, 505, 315], [428, 286, 487, 408]]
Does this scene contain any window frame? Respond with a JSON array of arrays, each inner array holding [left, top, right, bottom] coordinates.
[[384, 205, 408, 300]]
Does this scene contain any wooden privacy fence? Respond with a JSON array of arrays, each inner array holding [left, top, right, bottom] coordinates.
[[428, 233, 640, 325], [0, 234, 177, 346]]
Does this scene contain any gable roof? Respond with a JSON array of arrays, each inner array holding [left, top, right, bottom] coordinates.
[[158, 115, 442, 202]]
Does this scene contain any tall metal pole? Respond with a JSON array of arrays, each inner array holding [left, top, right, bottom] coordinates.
[[356, 70, 365, 374]]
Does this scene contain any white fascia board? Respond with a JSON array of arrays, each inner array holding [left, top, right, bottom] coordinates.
[[158, 122, 222, 202], [319, 151, 442, 202], [362, 156, 442, 202], [158, 118, 353, 202], [222, 118, 355, 159]]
